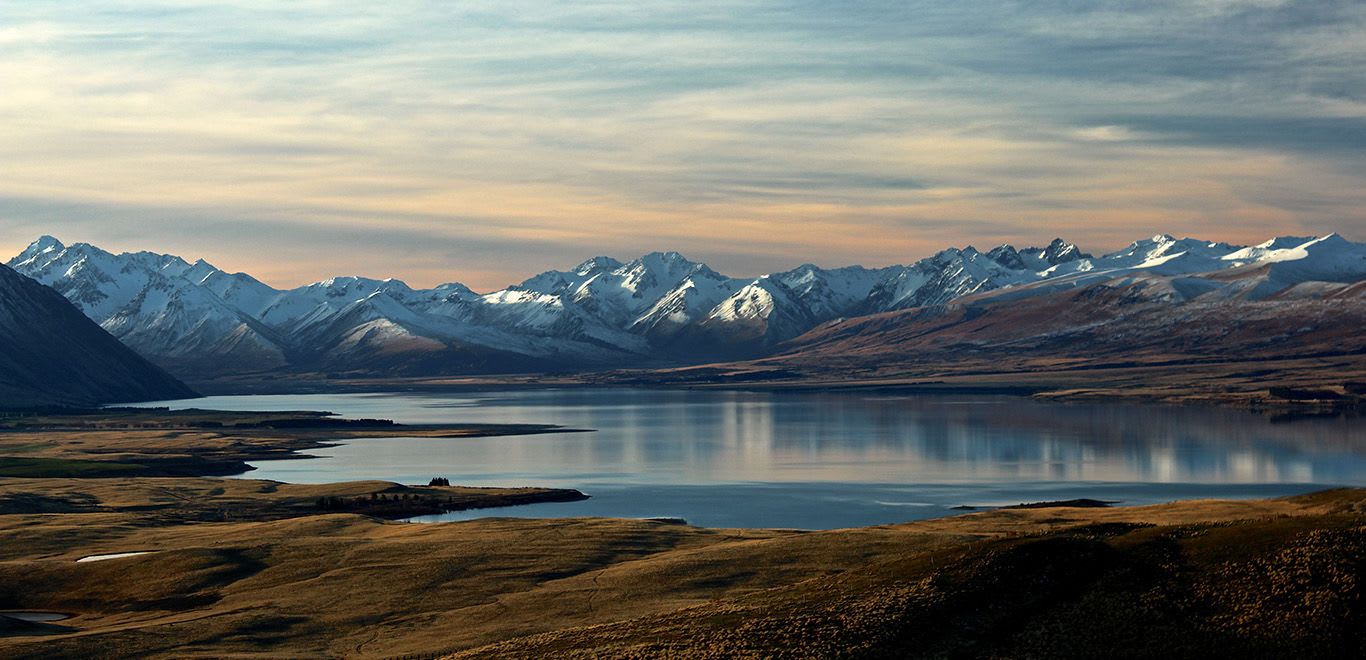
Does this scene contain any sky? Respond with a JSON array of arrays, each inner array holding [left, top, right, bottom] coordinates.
[[2, 1, 1364, 291]]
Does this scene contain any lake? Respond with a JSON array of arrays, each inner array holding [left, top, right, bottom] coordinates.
[[134, 389, 1366, 529]]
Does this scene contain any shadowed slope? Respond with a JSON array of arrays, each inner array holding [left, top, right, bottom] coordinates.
[[452, 491, 1366, 659], [0, 264, 196, 408]]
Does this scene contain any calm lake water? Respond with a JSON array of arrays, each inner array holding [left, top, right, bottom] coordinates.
[[134, 389, 1365, 529]]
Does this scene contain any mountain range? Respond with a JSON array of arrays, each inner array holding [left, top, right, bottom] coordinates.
[[0, 262, 195, 407], [8, 233, 1364, 380]]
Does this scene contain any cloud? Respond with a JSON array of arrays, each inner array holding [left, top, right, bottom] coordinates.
[[1097, 115, 1366, 153], [0, 1, 1362, 286]]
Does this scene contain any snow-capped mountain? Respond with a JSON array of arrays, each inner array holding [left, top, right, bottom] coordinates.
[[520, 251, 747, 340], [7, 233, 1363, 378], [9, 237, 289, 372], [965, 233, 1366, 306], [777, 234, 1366, 377]]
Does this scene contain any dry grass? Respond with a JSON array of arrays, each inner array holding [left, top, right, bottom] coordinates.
[[0, 487, 1360, 658], [1, 412, 1360, 657], [0, 477, 583, 528]]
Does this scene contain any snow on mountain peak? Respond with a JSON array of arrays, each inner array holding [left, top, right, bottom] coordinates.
[[1102, 234, 1237, 269], [986, 245, 1026, 270], [573, 256, 623, 275], [1014, 239, 1091, 272], [17, 235, 65, 262], [315, 275, 411, 292], [432, 281, 476, 295], [628, 251, 705, 276], [1254, 233, 1366, 283], [1254, 236, 1316, 251], [7, 231, 1362, 376], [1042, 238, 1088, 263], [649, 250, 689, 263]]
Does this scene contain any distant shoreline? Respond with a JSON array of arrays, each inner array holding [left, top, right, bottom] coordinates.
[[174, 354, 1366, 419]]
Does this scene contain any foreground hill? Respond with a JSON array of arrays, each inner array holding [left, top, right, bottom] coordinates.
[[454, 491, 1366, 659], [8, 233, 1363, 379], [0, 477, 1359, 658], [0, 264, 195, 408]]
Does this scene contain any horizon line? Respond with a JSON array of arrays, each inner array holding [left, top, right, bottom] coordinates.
[[6, 230, 1353, 294]]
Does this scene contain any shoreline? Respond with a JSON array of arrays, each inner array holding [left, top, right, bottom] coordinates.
[[0, 409, 594, 522], [172, 354, 1366, 418], [0, 408, 1360, 656], [0, 407, 589, 479], [6, 407, 1354, 529]]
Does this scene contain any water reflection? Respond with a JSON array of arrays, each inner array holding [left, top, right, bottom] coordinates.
[[134, 389, 1364, 528]]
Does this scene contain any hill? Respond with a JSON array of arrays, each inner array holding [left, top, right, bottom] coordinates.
[[0, 263, 196, 408]]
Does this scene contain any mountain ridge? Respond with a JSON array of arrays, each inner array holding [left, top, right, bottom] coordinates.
[[8, 233, 1363, 379]]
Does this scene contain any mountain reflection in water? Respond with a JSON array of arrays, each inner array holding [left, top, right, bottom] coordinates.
[[134, 389, 1364, 529]]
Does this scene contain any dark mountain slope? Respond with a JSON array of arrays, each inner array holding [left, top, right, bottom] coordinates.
[[0, 264, 197, 408], [777, 275, 1366, 369]]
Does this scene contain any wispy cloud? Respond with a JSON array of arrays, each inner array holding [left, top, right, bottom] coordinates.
[[0, 1, 1363, 289]]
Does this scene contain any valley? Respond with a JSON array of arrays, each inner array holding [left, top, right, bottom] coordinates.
[[1, 249, 1362, 655], [2, 230, 1363, 657], [6, 2, 1363, 656]]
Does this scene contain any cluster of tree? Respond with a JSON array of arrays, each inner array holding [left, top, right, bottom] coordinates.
[[314, 495, 350, 510], [313, 490, 465, 518], [1268, 387, 1350, 401], [428, 477, 451, 486]]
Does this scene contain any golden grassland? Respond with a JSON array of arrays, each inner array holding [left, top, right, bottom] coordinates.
[[0, 477, 584, 525], [0, 486, 1360, 658], [0, 411, 1361, 658]]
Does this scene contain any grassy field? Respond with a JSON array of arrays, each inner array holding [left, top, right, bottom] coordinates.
[[0, 410, 1360, 658], [0, 477, 585, 525], [0, 489, 1360, 658]]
